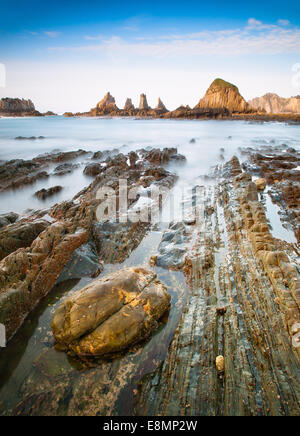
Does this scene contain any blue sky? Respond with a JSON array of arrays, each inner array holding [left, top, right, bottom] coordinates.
[[1, 1, 300, 112]]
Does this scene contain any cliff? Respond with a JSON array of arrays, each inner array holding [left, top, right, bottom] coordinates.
[[194, 78, 251, 113], [0, 98, 38, 115], [248, 93, 300, 113], [0, 98, 55, 116]]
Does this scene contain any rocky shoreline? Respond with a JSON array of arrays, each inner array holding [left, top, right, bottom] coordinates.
[[0, 137, 299, 415]]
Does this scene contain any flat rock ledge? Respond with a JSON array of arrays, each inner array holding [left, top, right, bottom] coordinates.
[[52, 267, 170, 357]]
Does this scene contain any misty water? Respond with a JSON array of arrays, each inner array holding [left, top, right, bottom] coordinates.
[[0, 116, 299, 215], [0, 116, 299, 414]]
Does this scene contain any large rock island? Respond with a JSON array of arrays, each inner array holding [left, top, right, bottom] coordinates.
[[194, 78, 252, 113], [0, 97, 55, 117]]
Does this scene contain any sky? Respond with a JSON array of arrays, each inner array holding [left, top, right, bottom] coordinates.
[[0, 0, 300, 113]]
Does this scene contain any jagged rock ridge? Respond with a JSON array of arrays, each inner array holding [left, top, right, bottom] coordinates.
[[248, 93, 300, 113]]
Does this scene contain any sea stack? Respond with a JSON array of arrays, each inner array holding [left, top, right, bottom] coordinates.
[[155, 97, 168, 113], [139, 93, 150, 110], [90, 92, 119, 115], [124, 98, 135, 111], [96, 92, 117, 110], [194, 78, 251, 113]]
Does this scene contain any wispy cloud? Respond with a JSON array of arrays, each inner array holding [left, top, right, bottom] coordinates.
[[44, 31, 61, 38], [277, 19, 290, 26], [247, 18, 263, 28], [49, 19, 300, 57], [84, 34, 104, 41]]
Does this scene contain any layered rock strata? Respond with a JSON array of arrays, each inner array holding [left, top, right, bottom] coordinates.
[[137, 156, 300, 416]]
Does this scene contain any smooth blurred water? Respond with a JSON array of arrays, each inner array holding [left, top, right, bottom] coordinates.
[[0, 116, 299, 215]]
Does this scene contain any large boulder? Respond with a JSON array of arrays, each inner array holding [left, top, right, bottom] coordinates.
[[52, 267, 170, 356]]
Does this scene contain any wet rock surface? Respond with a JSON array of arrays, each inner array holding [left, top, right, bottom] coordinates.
[[242, 145, 300, 242], [35, 186, 63, 200], [0, 212, 19, 229], [53, 162, 79, 176], [56, 242, 102, 283], [0, 149, 88, 191], [1, 142, 299, 416], [52, 268, 170, 357], [0, 147, 181, 343], [0, 223, 88, 340], [136, 156, 300, 416], [0, 219, 50, 260]]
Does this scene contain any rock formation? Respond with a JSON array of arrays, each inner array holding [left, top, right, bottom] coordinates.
[[0, 149, 88, 191], [0, 212, 18, 229], [248, 93, 300, 114], [0, 147, 181, 342], [96, 92, 116, 109], [0, 98, 35, 113], [139, 93, 150, 110], [2, 143, 300, 417], [0, 98, 43, 116], [194, 78, 251, 113], [124, 98, 135, 111], [155, 97, 168, 113], [137, 154, 300, 416], [90, 92, 119, 115], [52, 267, 170, 356], [0, 223, 88, 339], [0, 219, 49, 260], [34, 185, 63, 200]]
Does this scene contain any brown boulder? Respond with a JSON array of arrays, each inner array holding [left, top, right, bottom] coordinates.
[[255, 178, 267, 191], [52, 267, 170, 356]]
